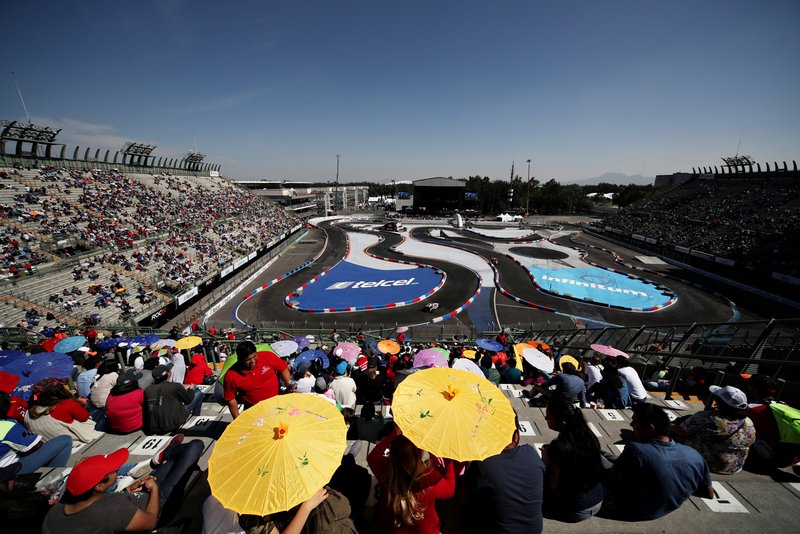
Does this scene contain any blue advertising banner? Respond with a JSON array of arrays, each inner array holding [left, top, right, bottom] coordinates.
[[529, 266, 671, 309], [294, 261, 442, 309]]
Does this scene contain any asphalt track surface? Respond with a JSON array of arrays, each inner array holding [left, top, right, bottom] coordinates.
[[218, 220, 768, 332], [412, 227, 753, 328], [233, 222, 480, 329]]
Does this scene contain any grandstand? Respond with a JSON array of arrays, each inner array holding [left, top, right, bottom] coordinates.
[[0, 149, 302, 329], [595, 162, 799, 298]]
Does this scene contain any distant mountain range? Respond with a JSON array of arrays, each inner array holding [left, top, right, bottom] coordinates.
[[563, 172, 654, 186]]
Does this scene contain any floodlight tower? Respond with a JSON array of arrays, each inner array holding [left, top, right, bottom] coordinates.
[[525, 159, 532, 216], [334, 154, 340, 214]]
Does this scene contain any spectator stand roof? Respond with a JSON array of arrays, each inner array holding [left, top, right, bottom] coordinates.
[[0, 120, 64, 158]]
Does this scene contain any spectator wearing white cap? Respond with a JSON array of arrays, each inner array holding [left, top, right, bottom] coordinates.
[[672, 385, 757, 474]]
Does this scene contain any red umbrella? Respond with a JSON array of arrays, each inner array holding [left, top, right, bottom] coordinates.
[[38, 337, 59, 352]]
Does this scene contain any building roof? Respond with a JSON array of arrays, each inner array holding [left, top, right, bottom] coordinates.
[[413, 177, 467, 188]]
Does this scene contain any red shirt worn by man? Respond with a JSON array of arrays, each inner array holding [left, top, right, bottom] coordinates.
[[223, 351, 289, 418]]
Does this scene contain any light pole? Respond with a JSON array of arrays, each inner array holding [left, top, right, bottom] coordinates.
[[334, 154, 340, 214], [525, 159, 532, 217]]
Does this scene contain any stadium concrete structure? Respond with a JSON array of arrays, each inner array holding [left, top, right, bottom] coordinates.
[[234, 179, 369, 218]]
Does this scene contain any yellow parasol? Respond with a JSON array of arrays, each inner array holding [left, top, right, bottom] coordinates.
[[377, 339, 401, 355], [174, 336, 202, 350], [208, 393, 346, 515], [513, 343, 532, 369], [462, 349, 477, 360], [559, 355, 580, 371], [393, 367, 516, 461]]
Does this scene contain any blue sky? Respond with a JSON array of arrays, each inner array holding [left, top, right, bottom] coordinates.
[[2, 1, 798, 183]]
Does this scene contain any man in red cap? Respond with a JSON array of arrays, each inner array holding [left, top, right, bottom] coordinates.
[[43, 436, 204, 533], [42, 448, 160, 533]]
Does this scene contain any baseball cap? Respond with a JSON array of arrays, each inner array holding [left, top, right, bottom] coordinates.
[[66, 448, 129, 495], [709, 385, 748, 410], [153, 362, 175, 381], [116, 369, 143, 387], [296, 361, 312, 374]]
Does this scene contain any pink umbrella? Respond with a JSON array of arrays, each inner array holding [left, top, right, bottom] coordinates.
[[396, 326, 409, 333], [413, 348, 448, 369], [335, 342, 361, 362], [590, 344, 629, 359], [333, 346, 358, 364]]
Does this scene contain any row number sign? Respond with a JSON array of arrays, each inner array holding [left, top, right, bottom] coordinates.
[[130, 436, 171, 456]]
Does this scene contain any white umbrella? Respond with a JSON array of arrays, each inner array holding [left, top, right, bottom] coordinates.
[[452, 357, 484, 377], [522, 348, 554, 373], [271, 340, 299, 358]]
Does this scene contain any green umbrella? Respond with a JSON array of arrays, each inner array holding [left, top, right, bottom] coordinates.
[[770, 403, 800, 444]]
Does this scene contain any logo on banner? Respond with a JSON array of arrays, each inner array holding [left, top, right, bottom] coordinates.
[[540, 274, 649, 297], [326, 278, 417, 290]]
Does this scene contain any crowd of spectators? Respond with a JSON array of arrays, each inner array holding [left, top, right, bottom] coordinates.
[[598, 175, 800, 276], [0, 165, 301, 324], [1, 327, 799, 533]]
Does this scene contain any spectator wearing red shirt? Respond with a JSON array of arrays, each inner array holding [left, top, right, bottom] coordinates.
[[184, 353, 212, 386], [28, 378, 90, 424], [223, 340, 292, 420], [106, 370, 145, 433]]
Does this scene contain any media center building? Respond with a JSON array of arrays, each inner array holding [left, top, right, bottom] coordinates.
[[397, 177, 466, 213]]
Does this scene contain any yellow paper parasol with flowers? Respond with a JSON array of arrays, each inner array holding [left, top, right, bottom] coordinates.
[[208, 393, 346, 515], [392, 367, 516, 461]]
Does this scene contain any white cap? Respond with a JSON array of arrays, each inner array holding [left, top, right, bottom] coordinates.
[[709, 385, 748, 410]]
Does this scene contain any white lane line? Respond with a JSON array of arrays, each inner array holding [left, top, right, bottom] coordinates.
[[587, 422, 602, 437]]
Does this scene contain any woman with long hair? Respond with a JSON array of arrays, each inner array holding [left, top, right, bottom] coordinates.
[[541, 399, 604, 522], [367, 425, 455, 533]]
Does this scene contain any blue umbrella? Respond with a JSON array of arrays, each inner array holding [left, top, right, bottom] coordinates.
[[1, 351, 74, 401], [293, 350, 329, 370], [475, 338, 504, 352], [0, 350, 26, 366], [96, 337, 127, 350], [54, 336, 87, 353]]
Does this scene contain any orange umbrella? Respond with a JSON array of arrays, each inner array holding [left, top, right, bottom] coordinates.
[[527, 340, 551, 352], [377, 339, 400, 355]]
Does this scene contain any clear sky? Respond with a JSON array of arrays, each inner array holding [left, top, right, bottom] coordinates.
[[2, 1, 798, 183]]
